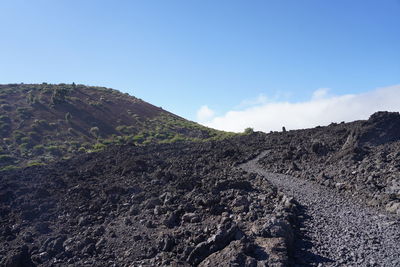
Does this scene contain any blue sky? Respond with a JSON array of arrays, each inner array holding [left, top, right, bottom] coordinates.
[[1, 0, 399, 128]]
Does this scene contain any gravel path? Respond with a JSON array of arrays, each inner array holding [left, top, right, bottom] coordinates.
[[240, 151, 400, 267]]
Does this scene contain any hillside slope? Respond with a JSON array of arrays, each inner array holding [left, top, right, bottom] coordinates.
[[0, 83, 233, 170]]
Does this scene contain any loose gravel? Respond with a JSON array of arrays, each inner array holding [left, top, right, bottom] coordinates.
[[241, 151, 400, 267]]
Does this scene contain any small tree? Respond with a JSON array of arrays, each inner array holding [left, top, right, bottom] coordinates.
[[90, 126, 100, 138], [65, 112, 72, 123], [244, 127, 254, 135]]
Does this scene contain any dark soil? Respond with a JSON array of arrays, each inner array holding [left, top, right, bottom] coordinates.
[[0, 134, 297, 266]]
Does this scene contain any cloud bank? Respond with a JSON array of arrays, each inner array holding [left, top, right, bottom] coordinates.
[[196, 105, 215, 122], [198, 85, 400, 133]]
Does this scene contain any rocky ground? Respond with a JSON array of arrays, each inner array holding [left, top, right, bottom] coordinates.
[[0, 134, 297, 266], [2, 111, 400, 266], [258, 112, 400, 215], [242, 152, 400, 266]]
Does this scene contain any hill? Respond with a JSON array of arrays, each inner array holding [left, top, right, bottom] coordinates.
[[0, 83, 234, 170]]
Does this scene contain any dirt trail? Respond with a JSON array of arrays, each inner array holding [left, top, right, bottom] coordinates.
[[241, 151, 400, 267]]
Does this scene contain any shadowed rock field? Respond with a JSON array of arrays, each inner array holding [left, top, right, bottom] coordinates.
[[0, 134, 298, 266], [1, 111, 400, 266]]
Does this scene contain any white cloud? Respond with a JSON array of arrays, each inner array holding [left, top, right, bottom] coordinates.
[[312, 88, 330, 99], [237, 94, 269, 108], [196, 105, 215, 122], [200, 85, 400, 133]]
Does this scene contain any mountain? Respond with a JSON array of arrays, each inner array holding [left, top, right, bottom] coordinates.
[[0, 83, 234, 170]]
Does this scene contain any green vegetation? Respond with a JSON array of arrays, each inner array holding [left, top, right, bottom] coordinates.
[[26, 161, 46, 167], [89, 143, 107, 152], [0, 165, 20, 172], [90, 127, 100, 138], [0, 115, 11, 123], [17, 107, 32, 119], [244, 127, 254, 135], [0, 83, 238, 169], [0, 154, 16, 164], [51, 87, 69, 106], [32, 145, 45, 155]]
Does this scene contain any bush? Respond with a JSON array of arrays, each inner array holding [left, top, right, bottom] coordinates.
[[116, 125, 136, 135], [89, 101, 102, 107], [0, 115, 11, 123], [12, 131, 25, 144], [244, 127, 254, 135], [0, 123, 11, 137], [21, 136, 32, 144], [33, 145, 45, 155], [51, 87, 69, 105], [17, 107, 33, 119], [28, 132, 41, 141], [0, 165, 19, 172], [46, 145, 62, 156], [65, 112, 72, 123], [26, 161, 45, 167], [32, 119, 50, 130], [90, 127, 100, 138], [0, 104, 12, 111], [0, 154, 16, 164], [19, 142, 33, 151], [91, 143, 106, 152], [132, 133, 145, 144]]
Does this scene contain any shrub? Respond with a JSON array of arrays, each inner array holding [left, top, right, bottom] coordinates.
[[0, 165, 19, 172], [33, 145, 45, 155], [26, 161, 45, 167], [0, 115, 11, 123], [167, 134, 186, 143], [67, 128, 76, 135], [32, 119, 50, 130], [28, 132, 41, 141], [132, 134, 145, 144], [17, 107, 32, 119], [91, 143, 106, 152], [0, 123, 11, 137], [0, 154, 16, 164], [46, 145, 62, 156], [19, 143, 33, 151], [65, 112, 72, 123], [90, 127, 100, 138], [13, 131, 25, 144], [51, 87, 69, 105], [21, 137, 32, 144], [89, 101, 102, 107], [116, 125, 135, 135], [244, 127, 254, 135], [26, 91, 35, 104], [0, 104, 12, 111]]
